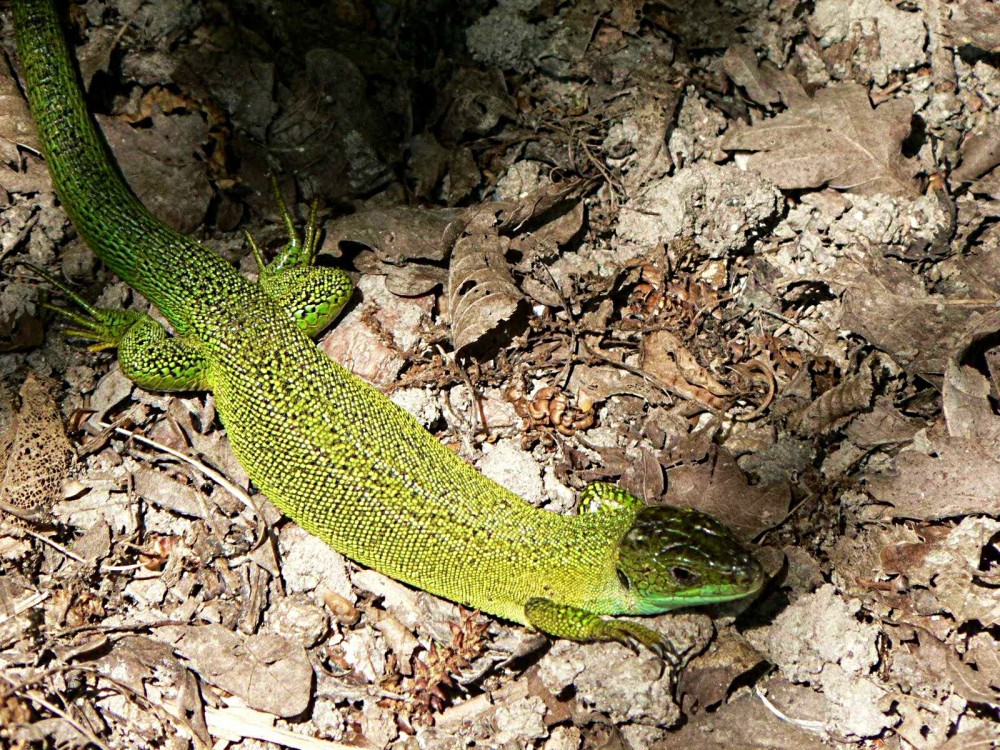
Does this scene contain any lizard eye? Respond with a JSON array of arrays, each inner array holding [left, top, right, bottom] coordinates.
[[617, 568, 631, 590], [671, 567, 697, 585]]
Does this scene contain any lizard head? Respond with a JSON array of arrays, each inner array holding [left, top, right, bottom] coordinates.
[[615, 505, 764, 614]]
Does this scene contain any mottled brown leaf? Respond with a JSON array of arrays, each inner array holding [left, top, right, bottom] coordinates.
[[447, 231, 523, 351], [722, 83, 919, 196], [0, 373, 74, 524]]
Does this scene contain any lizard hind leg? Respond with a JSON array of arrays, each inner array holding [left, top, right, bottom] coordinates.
[[25, 263, 210, 392], [248, 180, 353, 338]]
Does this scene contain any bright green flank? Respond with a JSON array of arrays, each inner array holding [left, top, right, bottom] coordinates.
[[13, 0, 763, 657]]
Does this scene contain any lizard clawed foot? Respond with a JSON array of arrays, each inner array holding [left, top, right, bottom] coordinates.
[[593, 619, 679, 664], [523, 597, 679, 663], [19, 261, 209, 391], [246, 176, 321, 275], [18, 261, 143, 351], [248, 177, 352, 338]]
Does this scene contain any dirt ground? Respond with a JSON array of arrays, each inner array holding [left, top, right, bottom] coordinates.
[[1, 0, 999, 748]]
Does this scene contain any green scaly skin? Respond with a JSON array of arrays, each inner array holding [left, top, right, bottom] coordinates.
[[12, 0, 764, 657]]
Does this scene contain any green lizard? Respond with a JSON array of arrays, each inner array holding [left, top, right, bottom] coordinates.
[[12, 0, 764, 657]]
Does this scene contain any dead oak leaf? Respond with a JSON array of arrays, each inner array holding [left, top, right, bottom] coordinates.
[[723, 82, 919, 196]]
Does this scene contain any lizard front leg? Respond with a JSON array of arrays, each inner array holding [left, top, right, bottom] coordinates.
[[524, 597, 677, 662]]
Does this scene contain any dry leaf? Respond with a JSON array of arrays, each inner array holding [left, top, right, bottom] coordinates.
[[722, 45, 780, 108], [866, 439, 1000, 520], [76, 26, 118, 91], [639, 330, 731, 411], [0, 55, 41, 163], [0, 373, 74, 524], [722, 82, 919, 196], [664, 448, 788, 540], [325, 207, 467, 300], [159, 624, 313, 719], [447, 231, 523, 351], [789, 360, 873, 435]]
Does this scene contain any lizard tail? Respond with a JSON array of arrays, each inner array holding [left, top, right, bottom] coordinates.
[[13, 0, 232, 332]]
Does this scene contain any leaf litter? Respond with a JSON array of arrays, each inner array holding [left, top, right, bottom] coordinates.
[[1, 0, 1000, 748]]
